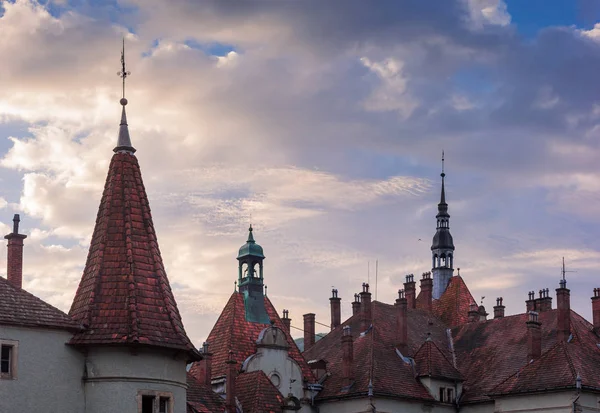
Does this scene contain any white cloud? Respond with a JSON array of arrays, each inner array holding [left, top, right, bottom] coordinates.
[[464, 0, 511, 30]]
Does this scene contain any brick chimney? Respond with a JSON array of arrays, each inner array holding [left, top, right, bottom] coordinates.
[[225, 350, 237, 413], [493, 297, 505, 319], [359, 283, 372, 331], [303, 313, 315, 350], [526, 311, 542, 362], [395, 289, 408, 353], [282, 309, 291, 334], [420, 272, 433, 312], [592, 288, 600, 334], [196, 342, 212, 384], [330, 289, 341, 330], [404, 274, 416, 309], [526, 291, 536, 312], [536, 288, 552, 312], [556, 279, 570, 342], [468, 303, 479, 323], [352, 294, 361, 316], [5, 214, 26, 289], [341, 325, 354, 387]]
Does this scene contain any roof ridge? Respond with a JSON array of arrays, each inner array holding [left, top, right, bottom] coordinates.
[[430, 338, 460, 375]]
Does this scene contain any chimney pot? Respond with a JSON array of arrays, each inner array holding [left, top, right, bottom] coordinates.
[[341, 326, 354, 386], [359, 284, 372, 331], [330, 289, 341, 330], [225, 350, 237, 412], [196, 342, 212, 384], [395, 292, 408, 352], [419, 273, 433, 312], [303, 313, 316, 349], [468, 303, 479, 323], [282, 309, 291, 334], [493, 297, 505, 319], [404, 275, 416, 309], [526, 311, 542, 361], [5, 214, 27, 289], [592, 288, 600, 334], [352, 294, 361, 316], [556, 282, 571, 342]]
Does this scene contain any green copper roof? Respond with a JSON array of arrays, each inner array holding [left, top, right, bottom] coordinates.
[[237, 225, 265, 259]]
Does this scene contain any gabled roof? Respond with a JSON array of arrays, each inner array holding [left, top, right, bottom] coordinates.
[[413, 338, 463, 382], [304, 301, 451, 401], [236, 370, 284, 413], [433, 276, 476, 327], [0, 276, 81, 332], [490, 314, 600, 396], [68, 149, 198, 358], [190, 292, 313, 382], [451, 309, 599, 403], [186, 373, 226, 413]]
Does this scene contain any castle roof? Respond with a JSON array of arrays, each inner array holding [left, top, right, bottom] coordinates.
[[186, 373, 226, 413], [236, 370, 285, 413], [413, 338, 463, 382], [68, 103, 199, 359], [0, 276, 81, 332], [189, 292, 314, 382], [432, 275, 477, 326]]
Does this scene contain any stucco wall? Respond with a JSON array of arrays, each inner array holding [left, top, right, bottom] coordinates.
[[494, 391, 577, 413], [318, 397, 457, 413], [0, 325, 85, 413], [84, 346, 188, 413], [459, 402, 494, 413]]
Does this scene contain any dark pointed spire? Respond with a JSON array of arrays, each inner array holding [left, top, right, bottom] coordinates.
[[114, 38, 135, 154], [247, 224, 255, 243], [440, 150, 446, 205]]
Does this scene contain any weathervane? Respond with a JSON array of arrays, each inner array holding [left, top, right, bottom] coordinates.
[[117, 38, 131, 102]]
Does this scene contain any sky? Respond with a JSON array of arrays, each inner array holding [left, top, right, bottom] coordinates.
[[0, 0, 600, 345]]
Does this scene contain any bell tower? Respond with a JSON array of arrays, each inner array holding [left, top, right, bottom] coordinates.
[[237, 225, 270, 323], [431, 153, 455, 299]]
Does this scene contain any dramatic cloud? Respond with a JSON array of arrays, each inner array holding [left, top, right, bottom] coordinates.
[[0, 0, 598, 344]]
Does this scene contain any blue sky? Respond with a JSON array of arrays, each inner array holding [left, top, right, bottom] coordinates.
[[0, 0, 599, 344]]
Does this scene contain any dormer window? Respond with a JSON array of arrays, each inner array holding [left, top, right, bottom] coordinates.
[[438, 386, 455, 403]]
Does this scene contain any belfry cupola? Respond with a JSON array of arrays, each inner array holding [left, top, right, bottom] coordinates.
[[431, 152, 455, 299], [237, 225, 270, 323]]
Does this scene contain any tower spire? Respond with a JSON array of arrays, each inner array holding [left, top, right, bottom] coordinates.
[[440, 151, 446, 205], [114, 38, 135, 154]]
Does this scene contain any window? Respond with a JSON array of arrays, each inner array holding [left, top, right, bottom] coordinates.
[[438, 386, 455, 403], [0, 340, 18, 380], [137, 391, 172, 413]]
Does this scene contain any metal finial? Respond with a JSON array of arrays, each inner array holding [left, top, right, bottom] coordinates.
[[441, 150, 445, 177], [117, 38, 131, 104]]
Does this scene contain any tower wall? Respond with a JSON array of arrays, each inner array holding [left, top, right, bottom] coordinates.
[[432, 265, 453, 300], [83, 347, 188, 413]]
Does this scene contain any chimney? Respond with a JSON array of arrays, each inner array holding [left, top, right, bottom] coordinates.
[[225, 350, 237, 413], [395, 289, 408, 353], [303, 313, 315, 350], [526, 311, 542, 362], [5, 214, 26, 289], [330, 289, 341, 330], [592, 288, 600, 334], [468, 303, 479, 323], [341, 325, 354, 387], [526, 291, 536, 312], [196, 342, 212, 384], [493, 297, 505, 319], [478, 305, 488, 322], [556, 279, 570, 342], [282, 309, 291, 334], [420, 272, 433, 312], [536, 288, 552, 312], [359, 283, 372, 331], [352, 294, 361, 316], [404, 274, 416, 309]]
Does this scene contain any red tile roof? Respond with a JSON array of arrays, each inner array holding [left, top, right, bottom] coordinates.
[[68, 152, 198, 358], [433, 276, 476, 327], [304, 301, 451, 401], [413, 338, 463, 381], [186, 373, 226, 413], [451, 308, 600, 402], [190, 292, 314, 382], [490, 312, 600, 396], [236, 370, 284, 413], [0, 276, 81, 331]]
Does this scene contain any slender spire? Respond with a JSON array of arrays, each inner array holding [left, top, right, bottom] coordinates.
[[440, 151, 446, 205], [114, 38, 135, 154]]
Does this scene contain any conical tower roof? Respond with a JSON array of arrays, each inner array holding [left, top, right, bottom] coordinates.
[[69, 99, 199, 360]]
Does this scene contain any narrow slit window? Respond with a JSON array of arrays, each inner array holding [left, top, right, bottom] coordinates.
[[141, 395, 154, 413]]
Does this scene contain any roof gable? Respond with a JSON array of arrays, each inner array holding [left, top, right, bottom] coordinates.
[[433, 275, 476, 327], [236, 370, 284, 413], [68, 152, 197, 356], [190, 292, 313, 381], [413, 339, 463, 381], [0, 277, 80, 331]]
